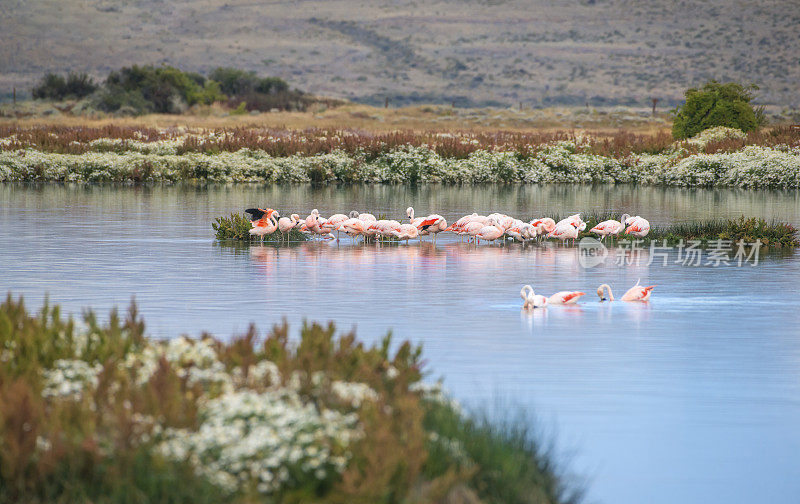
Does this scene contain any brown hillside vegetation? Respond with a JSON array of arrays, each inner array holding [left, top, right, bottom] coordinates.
[[1, 0, 799, 108]]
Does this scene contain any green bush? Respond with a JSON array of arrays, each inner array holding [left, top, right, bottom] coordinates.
[[32, 72, 97, 101], [672, 81, 766, 139], [209, 67, 288, 96], [95, 65, 225, 114]]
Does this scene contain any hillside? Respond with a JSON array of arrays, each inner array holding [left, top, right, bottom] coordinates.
[[1, 0, 798, 108]]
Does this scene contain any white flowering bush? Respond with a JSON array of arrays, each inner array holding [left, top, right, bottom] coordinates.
[[158, 389, 359, 495], [2, 137, 798, 187]]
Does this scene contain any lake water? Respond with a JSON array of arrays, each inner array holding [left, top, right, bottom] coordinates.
[[2, 184, 800, 504]]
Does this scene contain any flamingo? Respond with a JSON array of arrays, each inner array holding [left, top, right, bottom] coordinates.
[[358, 212, 377, 223], [277, 213, 301, 243], [416, 214, 447, 244], [337, 216, 367, 241], [546, 290, 586, 304], [305, 209, 321, 230], [391, 223, 419, 243], [320, 211, 351, 238], [597, 280, 655, 302], [591, 214, 630, 241], [405, 207, 425, 228], [625, 216, 651, 238], [548, 221, 580, 245], [248, 210, 279, 242], [464, 220, 488, 243], [476, 219, 505, 244], [521, 285, 547, 309], [530, 218, 556, 240], [245, 207, 275, 224], [556, 213, 586, 232]]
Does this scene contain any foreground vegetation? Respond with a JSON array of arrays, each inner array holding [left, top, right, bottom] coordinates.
[[1, 125, 798, 188], [0, 294, 578, 504]]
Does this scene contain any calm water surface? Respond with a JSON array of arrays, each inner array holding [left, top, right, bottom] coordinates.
[[2, 184, 800, 504]]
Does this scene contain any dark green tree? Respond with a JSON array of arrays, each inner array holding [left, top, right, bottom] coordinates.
[[672, 80, 765, 139]]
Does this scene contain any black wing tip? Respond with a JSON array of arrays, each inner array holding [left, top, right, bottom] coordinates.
[[244, 208, 266, 220]]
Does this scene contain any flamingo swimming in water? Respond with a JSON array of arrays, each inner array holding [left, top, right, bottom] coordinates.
[[597, 280, 655, 302], [546, 290, 586, 304], [521, 285, 547, 309]]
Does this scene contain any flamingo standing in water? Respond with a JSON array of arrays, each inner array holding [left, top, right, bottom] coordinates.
[[530, 218, 556, 240], [597, 280, 655, 302], [548, 221, 580, 245], [277, 213, 301, 243], [590, 214, 630, 241], [475, 219, 505, 244], [416, 214, 448, 244], [405, 207, 425, 228], [391, 223, 419, 243], [521, 285, 547, 309], [337, 216, 367, 242], [320, 211, 351, 239], [248, 210, 279, 241], [625, 216, 651, 237]]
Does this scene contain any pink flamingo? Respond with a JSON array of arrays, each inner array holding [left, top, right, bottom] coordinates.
[[547, 221, 580, 245], [464, 220, 488, 243], [248, 210, 279, 242], [405, 207, 425, 228], [530, 218, 556, 240], [521, 285, 547, 309], [320, 211, 351, 238], [625, 216, 651, 237], [475, 219, 505, 244], [590, 214, 630, 241], [546, 290, 586, 304], [391, 223, 419, 243], [597, 280, 655, 302], [277, 213, 301, 243], [337, 217, 367, 242], [416, 214, 448, 244]]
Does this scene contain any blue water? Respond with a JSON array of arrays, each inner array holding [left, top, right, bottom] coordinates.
[[2, 184, 800, 504]]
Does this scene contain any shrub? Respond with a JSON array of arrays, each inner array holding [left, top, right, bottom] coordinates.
[[209, 67, 289, 97], [32, 72, 97, 101], [0, 294, 576, 504], [672, 81, 766, 139], [96, 65, 225, 115]]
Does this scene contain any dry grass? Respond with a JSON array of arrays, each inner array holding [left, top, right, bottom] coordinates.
[[1, 101, 672, 134]]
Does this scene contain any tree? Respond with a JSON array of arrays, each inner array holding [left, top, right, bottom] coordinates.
[[672, 80, 765, 139]]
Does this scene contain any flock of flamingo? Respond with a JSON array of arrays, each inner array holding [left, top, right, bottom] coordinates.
[[520, 280, 656, 309], [243, 207, 651, 245]]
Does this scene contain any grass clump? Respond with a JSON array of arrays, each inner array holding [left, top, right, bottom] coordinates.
[[564, 213, 799, 248], [0, 293, 577, 504], [212, 212, 309, 242]]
